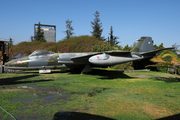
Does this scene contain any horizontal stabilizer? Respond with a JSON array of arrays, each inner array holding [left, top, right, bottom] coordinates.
[[140, 47, 174, 56]]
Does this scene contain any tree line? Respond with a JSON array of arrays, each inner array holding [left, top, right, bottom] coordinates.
[[33, 11, 179, 51], [32, 11, 119, 47]]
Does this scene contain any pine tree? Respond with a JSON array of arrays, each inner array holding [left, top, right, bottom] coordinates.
[[34, 22, 46, 42], [64, 19, 74, 39], [30, 36, 34, 42], [123, 44, 132, 51], [153, 43, 164, 50], [108, 26, 119, 46], [9, 37, 13, 46], [91, 11, 104, 41]]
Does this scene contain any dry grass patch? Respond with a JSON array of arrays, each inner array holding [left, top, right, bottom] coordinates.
[[103, 96, 174, 118], [102, 102, 141, 117], [106, 97, 117, 102], [127, 79, 146, 82], [142, 102, 173, 118], [1, 89, 30, 93], [101, 97, 141, 117], [136, 74, 148, 78]]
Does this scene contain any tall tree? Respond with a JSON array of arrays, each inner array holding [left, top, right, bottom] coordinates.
[[108, 26, 119, 46], [123, 44, 132, 51], [9, 37, 13, 46], [158, 43, 165, 49], [34, 22, 46, 42], [64, 19, 74, 39], [153, 43, 164, 50], [30, 36, 34, 42], [91, 11, 104, 41]]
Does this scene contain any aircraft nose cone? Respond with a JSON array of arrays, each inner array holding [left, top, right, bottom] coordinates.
[[5, 62, 9, 66], [5, 60, 16, 67], [5, 62, 10, 67]]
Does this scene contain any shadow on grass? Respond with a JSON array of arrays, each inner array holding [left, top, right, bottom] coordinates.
[[53, 111, 115, 120], [23, 69, 134, 79], [156, 113, 180, 120], [87, 69, 135, 79], [0, 75, 54, 85], [153, 77, 180, 83]]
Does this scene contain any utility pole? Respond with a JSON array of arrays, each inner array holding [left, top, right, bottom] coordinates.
[[0, 40, 9, 73]]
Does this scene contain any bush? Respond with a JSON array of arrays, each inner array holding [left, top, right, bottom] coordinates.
[[8, 35, 110, 56], [111, 62, 134, 70], [157, 66, 167, 73], [92, 43, 112, 52]]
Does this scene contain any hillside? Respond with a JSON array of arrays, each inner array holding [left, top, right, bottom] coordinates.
[[8, 36, 111, 57]]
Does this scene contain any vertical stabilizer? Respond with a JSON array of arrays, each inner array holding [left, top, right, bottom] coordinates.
[[131, 37, 154, 55]]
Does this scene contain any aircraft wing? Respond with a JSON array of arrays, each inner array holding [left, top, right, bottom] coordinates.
[[140, 47, 174, 56], [105, 51, 131, 57]]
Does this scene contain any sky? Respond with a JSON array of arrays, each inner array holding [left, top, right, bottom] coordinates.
[[0, 0, 180, 48]]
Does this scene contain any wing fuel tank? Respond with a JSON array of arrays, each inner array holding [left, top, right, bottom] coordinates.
[[89, 53, 142, 66]]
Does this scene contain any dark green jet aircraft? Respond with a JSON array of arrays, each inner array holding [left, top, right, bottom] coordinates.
[[5, 37, 173, 73]]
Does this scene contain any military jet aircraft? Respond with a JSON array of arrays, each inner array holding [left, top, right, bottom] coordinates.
[[5, 37, 173, 73]]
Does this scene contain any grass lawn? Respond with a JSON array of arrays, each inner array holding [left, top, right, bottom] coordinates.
[[0, 69, 180, 120]]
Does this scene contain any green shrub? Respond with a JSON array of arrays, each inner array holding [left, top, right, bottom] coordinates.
[[157, 66, 167, 73], [92, 43, 112, 52], [9, 35, 109, 56], [111, 62, 134, 70]]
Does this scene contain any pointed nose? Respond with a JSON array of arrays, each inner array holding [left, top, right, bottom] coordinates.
[[5, 60, 17, 67], [5, 62, 9, 66]]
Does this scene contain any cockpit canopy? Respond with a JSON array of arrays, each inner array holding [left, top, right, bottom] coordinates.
[[29, 50, 55, 57]]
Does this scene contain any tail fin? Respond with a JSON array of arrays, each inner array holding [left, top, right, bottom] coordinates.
[[131, 37, 154, 56], [131, 36, 174, 57]]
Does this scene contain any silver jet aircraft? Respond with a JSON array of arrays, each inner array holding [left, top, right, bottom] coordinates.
[[5, 37, 173, 73]]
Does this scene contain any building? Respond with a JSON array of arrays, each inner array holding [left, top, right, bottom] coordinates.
[[41, 28, 56, 42], [34, 24, 56, 42]]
